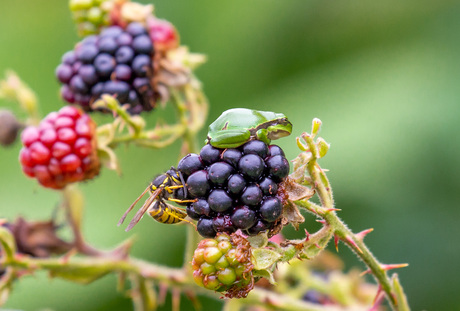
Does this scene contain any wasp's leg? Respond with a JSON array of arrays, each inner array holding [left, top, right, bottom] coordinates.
[[167, 198, 198, 204], [163, 203, 197, 229]]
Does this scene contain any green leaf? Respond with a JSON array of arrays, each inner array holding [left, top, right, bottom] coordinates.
[[251, 248, 281, 270], [253, 269, 276, 285], [247, 232, 268, 248]]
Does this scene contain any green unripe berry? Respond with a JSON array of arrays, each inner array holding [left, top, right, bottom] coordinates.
[[70, 0, 93, 11], [200, 262, 216, 275], [87, 7, 103, 24], [193, 248, 205, 265], [217, 268, 236, 285], [193, 270, 204, 287], [215, 256, 230, 270], [218, 240, 232, 253], [225, 249, 239, 266], [203, 275, 221, 291], [203, 247, 222, 264]]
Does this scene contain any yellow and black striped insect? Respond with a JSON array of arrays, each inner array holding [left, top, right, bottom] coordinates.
[[118, 167, 195, 231]]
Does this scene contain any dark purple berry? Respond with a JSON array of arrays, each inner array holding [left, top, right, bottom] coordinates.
[[221, 148, 242, 168], [114, 64, 132, 81], [133, 77, 150, 90], [197, 218, 216, 238], [132, 35, 154, 54], [246, 220, 268, 235], [186, 205, 201, 220], [208, 190, 233, 213], [78, 65, 98, 85], [81, 35, 98, 46], [268, 145, 285, 157], [187, 170, 210, 197], [240, 184, 263, 206], [191, 199, 213, 217], [208, 162, 234, 186], [177, 153, 203, 176], [259, 197, 282, 222], [132, 54, 151, 77], [115, 46, 135, 64], [242, 140, 268, 158], [200, 144, 221, 165], [227, 174, 246, 195], [91, 82, 104, 96], [116, 33, 133, 46], [69, 75, 89, 94], [258, 177, 278, 196], [76, 44, 99, 63], [60, 85, 75, 103], [103, 81, 130, 103], [62, 51, 76, 64], [266, 155, 290, 181], [98, 36, 118, 55], [238, 154, 264, 180], [56, 64, 74, 84], [212, 215, 234, 233], [126, 22, 148, 37], [101, 26, 123, 38], [94, 53, 116, 78], [231, 206, 256, 230]]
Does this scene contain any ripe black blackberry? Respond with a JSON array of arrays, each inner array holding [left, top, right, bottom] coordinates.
[[56, 23, 157, 114], [177, 140, 290, 238]]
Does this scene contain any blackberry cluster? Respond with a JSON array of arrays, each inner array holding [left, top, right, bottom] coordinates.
[[177, 140, 290, 238], [69, 0, 112, 36], [56, 23, 156, 114], [19, 106, 100, 189]]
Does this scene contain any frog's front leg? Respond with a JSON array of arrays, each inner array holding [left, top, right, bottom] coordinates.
[[255, 129, 272, 145], [208, 129, 251, 148]]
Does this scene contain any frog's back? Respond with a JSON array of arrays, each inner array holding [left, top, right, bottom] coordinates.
[[211, 108, 268, 131]]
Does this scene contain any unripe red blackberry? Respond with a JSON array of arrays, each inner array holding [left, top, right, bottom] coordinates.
[[19, 106, 100, 189], [178, 140, 290, 238], [147, 18, 179, 52], [56, 23, 157, 114], [192, 232, 254, 298]]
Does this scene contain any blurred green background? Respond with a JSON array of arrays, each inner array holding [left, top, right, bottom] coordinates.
[[1, 0, 460, 310]]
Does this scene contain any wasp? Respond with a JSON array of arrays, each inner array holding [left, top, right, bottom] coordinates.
[[118, 167, 196, 231]]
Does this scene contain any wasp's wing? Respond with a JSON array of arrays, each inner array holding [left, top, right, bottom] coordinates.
[[118, 186, 149, 227], [125, 189, 162, 232]]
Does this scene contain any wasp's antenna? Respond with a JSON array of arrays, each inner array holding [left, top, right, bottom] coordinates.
[[118, 186, 150, 226]]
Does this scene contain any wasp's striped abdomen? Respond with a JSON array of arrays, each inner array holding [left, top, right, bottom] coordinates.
[[148, 201, 187, 224]]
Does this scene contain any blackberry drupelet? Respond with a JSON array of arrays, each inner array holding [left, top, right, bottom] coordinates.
[[56, 23, 156, 114], [177, 140, 290, 238]]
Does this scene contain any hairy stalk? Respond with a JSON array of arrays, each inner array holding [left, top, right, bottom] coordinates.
[[295, 130, 410, 311]]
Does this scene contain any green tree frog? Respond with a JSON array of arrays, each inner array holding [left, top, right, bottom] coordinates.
[[206, 108, 292, 148]]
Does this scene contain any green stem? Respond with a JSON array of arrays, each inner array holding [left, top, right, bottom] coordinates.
[[296, 132, 410, 311]]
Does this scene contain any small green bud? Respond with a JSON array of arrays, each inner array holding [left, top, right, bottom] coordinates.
[[203, 275, 221, 291]]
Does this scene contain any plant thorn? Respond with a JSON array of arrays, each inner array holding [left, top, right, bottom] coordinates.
[[316, 219, 326, 224], [334, 235, 339, 252], [356, 228, 374, 241], [345, 236, 363, 253]]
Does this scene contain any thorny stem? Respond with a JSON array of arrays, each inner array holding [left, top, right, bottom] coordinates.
[[294, 131, 410, 311]]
